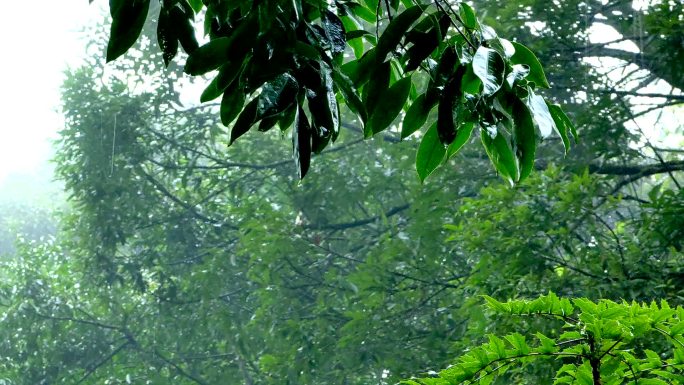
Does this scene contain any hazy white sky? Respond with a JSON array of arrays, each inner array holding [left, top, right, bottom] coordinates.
[[0, 1, 99, 186]]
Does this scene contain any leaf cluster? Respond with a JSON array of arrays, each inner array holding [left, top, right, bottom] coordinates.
[[104, 0, 575, 181], [404, 293, 684, 385]]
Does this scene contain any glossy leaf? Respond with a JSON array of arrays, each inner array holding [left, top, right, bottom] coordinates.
[[506, 64, 530, 88], [257, 73, 299, 119], [293, 106, 312, 179], [472, 47, 505, 96], [546, 102, 576, 154], [446, 122, 474, 159], [526, 90, 555, 138], [230, 98, 259, 144], [323, 11, 346, 56], [363, 61, 391, 111], [510, 42, 551, 88], [416, 123, 446, 182], [481, 125, 519, 185], [331, 69, 367, 123]]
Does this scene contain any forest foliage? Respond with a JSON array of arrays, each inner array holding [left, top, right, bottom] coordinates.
[[0, 0, 682, 384]]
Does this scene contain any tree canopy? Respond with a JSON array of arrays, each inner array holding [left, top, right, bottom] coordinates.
[[103, 0, 576, 182]]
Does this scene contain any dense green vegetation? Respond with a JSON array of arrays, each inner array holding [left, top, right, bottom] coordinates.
[[0, 0, 682, 384]]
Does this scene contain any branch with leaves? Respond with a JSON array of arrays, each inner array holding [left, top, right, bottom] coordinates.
[[403, 292, 684, 385], [102, 0, 576, 182]]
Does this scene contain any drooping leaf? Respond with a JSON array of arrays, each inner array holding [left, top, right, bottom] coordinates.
[[472, 47, 505, 96], [431, 45, 458, 89], [107, 0, 151, 62], [512, 98, 537, 181], [403, 16, 447, 71], [526, 90, 555, 138], [480, 124, 519, 184], [366, 76, 412, 136], [220, 84, 245, 127], [200, 60, 244, 103], [416, 123, 446, 182], [376, 6, 423, 62], [230, 98, 259, 144], [185, 17, 256, 75], [332, 69, 367, 123], [363, 61, 391, 111], [546, 102, 575, 154], [184, 37, 233, 75], [510, 41, 551, 88], [402, 94, 436, 139], [323, 11, 346, 56], [256, 73, 299, 119], [446, 122, 474, 158], [172, 4, 199, 54], [293, 106, 312, 179], [156, 8, 178, 67], [437, 66, 465, 144]]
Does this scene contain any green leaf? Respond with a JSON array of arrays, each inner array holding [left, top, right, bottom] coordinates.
[[293, 106, 312, 179], [437, 66, 465, 144], [472, 47, 505, 96], [184, 37, 233, 75], [107, 0, 151, 62], [186, 0, 203, 13], [526, 90, 555, 139], [504, 333, 530, 355], [402, 94, 436, 139], [481, 125, 519, 185], [200, 60, 244, 103], [506, 64, 530, 88], [546, 103, 577, 154], [230, 98, 259, 144], [376, 6, 423, 62], [483, 295, 511, 313], [535, 332, 558, 353], [256, 73, 299, 119], [308, 66, 340, 150], [512, 98, 537, 181], [220, 84, 245, 127], [363, 61, 391, 112], [670, 321, 684, 336], [173, 5, 199, 54], [332, 69, 367, 123], [157, 8, 178, 67], [639, 379, 669, 385], [366, 76, 412, 136], [510, 42, 550, 88], [323, 11, 347, 56], [185, 17, 256, 75], [446, 122, 474, 159], [459, 3, 478, 29], [416, 123, 446, 182], [403, 17, 445, 71]]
